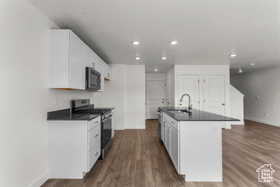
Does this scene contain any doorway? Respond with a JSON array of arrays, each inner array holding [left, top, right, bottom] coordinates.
[[145, 73, 168, 119]]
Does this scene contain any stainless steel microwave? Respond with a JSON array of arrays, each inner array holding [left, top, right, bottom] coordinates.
[[85, 67, 101, 91]]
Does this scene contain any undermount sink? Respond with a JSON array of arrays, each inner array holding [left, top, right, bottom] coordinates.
[[168, 109, 192, 114]]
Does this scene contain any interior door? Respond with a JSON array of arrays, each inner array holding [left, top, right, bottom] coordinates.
[[146, 80, 167, 119], [176, 75, 200, 109], [201, 75, 226, 115]]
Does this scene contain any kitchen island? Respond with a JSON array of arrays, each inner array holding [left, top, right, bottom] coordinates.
[[159, 107, 239, 182]]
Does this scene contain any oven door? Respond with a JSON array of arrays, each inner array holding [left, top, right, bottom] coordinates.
[[101, 115, 112, 149], [86, 67, 101, 91]]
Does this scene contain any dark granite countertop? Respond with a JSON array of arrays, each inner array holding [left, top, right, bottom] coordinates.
[[47, 107, 114, 121], [47, 109, 100, 121], [159, 107, 239, 122]]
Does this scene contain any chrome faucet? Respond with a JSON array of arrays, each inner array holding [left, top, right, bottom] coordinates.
[[179, 93, 192, 110]]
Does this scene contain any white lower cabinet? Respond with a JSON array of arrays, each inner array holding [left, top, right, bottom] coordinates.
[[161, 111, 228, 182], [48, 116, 101, 179], [162, 112, 180, 173], [171, 125, 179, 171], [87, 119, 101, 171]]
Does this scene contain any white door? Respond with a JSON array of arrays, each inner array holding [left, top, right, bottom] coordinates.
[[176, 75, 200, 109], [146, 80, 167, 119], [201, 75, 226, 115]]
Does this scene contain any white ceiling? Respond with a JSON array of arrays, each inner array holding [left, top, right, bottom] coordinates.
[[30, 0, 280, 73]]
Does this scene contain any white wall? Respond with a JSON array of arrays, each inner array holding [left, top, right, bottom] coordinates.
[[146, 73, 166, 81], [94, 64, 145, 129], [94, 65, 126, 130], [126, 65, 146, 128], [231, 67, 280, 127], [167, 67, 175, 106], [0, 1, 94, 186], [230, 85, 244, 125]]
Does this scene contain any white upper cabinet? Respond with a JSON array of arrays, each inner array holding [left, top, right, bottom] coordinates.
[[200, 75, 226, 116], [176, 74, 226, 115], [49, 29, 111, 90], [168, 65, 229, 116]]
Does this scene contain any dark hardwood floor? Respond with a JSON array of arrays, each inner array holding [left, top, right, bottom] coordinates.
[[42, 120, 280, 187]]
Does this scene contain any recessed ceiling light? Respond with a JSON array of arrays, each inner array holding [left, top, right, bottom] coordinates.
[[136, 56, 141, 60], [238, 68, 243, 74], [171, 40, 178, 45], [250, 63, 255, 66], [230, 52, 237, 58], [132, 41, 140, 46], [161, 56, 167, 60], [154, 68, 158, 72]]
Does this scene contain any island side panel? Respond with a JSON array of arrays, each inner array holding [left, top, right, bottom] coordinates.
[[48, 122, 88, 179], [179, 121, 223, 182]]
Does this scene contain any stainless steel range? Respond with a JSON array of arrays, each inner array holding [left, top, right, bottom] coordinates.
[[70, 99, 113, 160], [90, 108, 113, 160]]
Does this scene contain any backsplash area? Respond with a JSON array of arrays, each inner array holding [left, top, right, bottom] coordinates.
[[47, 89, 94, 111]]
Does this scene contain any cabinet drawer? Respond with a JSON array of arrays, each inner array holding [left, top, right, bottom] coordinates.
[[88, 116, 100, 130], [87, 124, 101, 171], [88, 125, 101, 151], [88, 143, 100, 170], [88, 129, 100, 148]]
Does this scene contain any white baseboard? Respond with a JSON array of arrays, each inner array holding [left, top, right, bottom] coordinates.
[[231, 120, 244, 125], [245, 116, 280, 127], [28, 171, 48, 187]]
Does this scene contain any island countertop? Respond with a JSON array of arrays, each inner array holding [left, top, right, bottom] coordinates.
[[159, 107, 239, 122]]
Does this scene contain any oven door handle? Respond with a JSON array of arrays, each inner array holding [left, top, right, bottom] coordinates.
[[103, 115, 112, 121]]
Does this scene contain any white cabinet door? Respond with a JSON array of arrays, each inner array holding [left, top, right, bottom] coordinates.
[[201, 75, 226, 115], [166, 122, 171, 155], [164, 118, 172, 155], [68, 32, 88, 89], [161, 119, 165, 142], [162, 114, 179, 173], [49, 29, 109, 91], [176, 75, 200, 109], [164, 121, 169, 148], [49, 30, 95, 90], [87, 117, 101, 171], [171, 126, 179, 171], [160, 113, 165, 142], [87, 126, 99, 170]]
